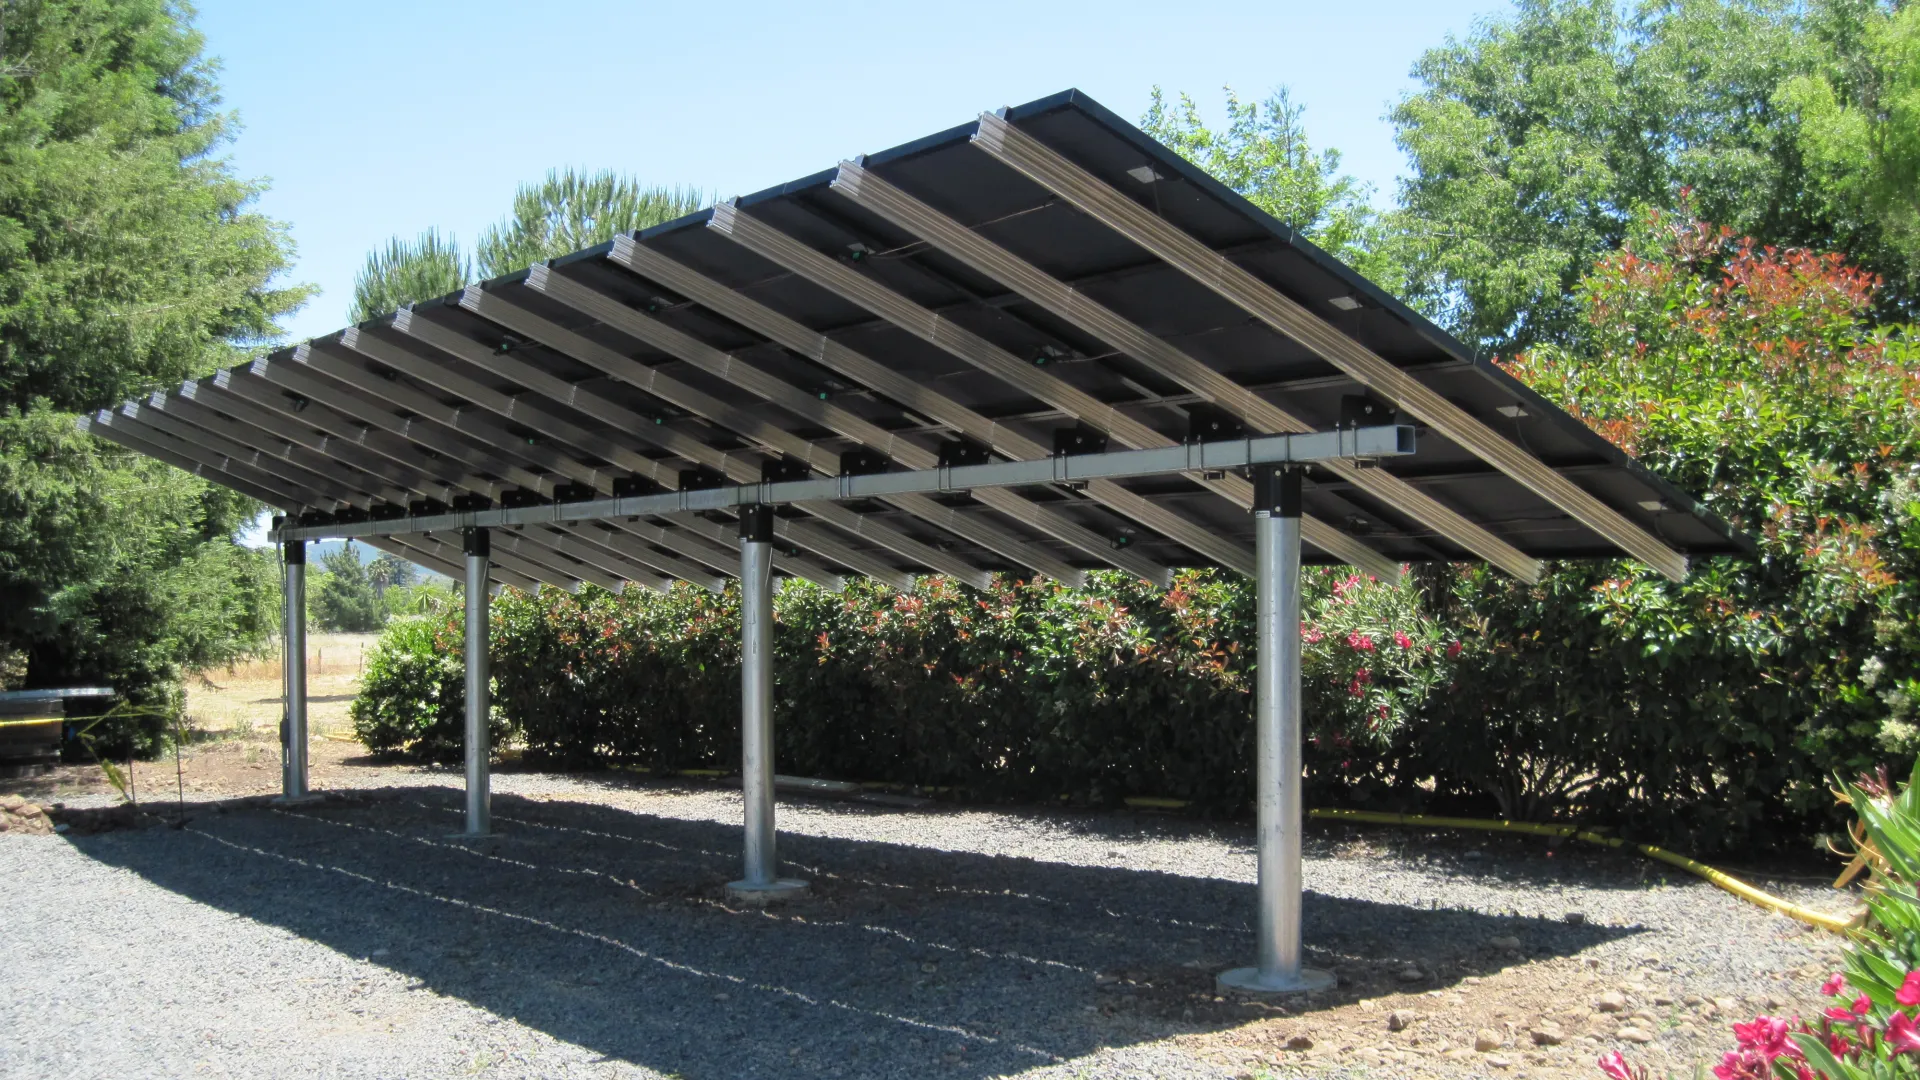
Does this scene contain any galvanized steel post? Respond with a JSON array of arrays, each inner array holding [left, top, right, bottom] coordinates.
[[726, 506, 807, 904], [462, 527, 491, 836], [1219, 467, 1334, 995], [279, 539, 309, 802]]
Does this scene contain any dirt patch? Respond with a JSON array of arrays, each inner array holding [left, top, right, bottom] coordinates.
[[1178, 951, 1832, 1078]]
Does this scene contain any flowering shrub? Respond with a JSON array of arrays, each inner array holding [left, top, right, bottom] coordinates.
[[1448, 207, 1920, 846], [352, 568, 1453, 808]]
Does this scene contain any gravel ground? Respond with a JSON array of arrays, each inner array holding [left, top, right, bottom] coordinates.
[[0, 766, 1850, 1080]]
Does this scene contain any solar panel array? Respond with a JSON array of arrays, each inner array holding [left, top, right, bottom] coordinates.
[[83, 90, 1745, 595]]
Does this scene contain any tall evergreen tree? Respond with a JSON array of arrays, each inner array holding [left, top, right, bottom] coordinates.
[[0, 0, 304, 750], [347, 228, 467, 324], [348, 170, 703, 324], [475, 169, 702, 278], [0, 0, 308, 410]]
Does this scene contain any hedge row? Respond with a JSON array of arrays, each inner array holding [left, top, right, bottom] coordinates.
[[352, 560, 1872, 854]]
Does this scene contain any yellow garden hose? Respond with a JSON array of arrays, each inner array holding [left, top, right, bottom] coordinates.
[[1307, 808, 1858, 933]]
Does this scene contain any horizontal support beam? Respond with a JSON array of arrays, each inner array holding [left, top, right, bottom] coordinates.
[[272, 425, 1413, 543]]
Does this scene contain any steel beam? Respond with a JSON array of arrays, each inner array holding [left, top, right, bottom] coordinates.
[[281, 539, 311, 803], [528, 264, 1160, 587], [521, 527, 674, 593], [376, 534, 537, 593], [563, 524, 725, 592], [221, 364, 514, 499], [271, 425, 1413, 542], [831, 162, 1543, 581], [129, 396, 399, 508], [180, 378, 464, 503], [446, 290, 999, 588], [701, 207, 1399, 581], [971, 111, 1685, 582], [366, 317, 925, 588], [89, 409, 321, 510]]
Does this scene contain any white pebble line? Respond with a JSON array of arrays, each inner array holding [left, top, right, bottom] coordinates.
[[185, 824, 1052, 1061], [444, 801, 1255, 937], [271, 808, 662, 898], [344, 804, 1092, 975]]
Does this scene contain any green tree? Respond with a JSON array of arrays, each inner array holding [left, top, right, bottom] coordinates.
[[1140, 86, 1403, 291], [1389, 0, 1911, 353], [0, 408, 278, 754], [1445, 211, 1920, 840], [311, 545, 383, 633], [347, 228, 467, 324], [0, 0, 309, 410], [367, 551, 416, 602], [1780, 1, 1920, 286], [349, 170, 703, 324], [474, 169, 702, 278], [0, 1, 300, 751]]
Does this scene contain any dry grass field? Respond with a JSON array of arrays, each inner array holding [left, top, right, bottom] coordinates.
[[186, 631, 382, 739]]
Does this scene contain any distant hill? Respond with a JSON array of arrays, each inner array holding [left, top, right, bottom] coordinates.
[[308, 539, 449, 583]]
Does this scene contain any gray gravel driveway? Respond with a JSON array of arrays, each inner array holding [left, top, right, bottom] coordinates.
[[0, 771, 1846, 1079]]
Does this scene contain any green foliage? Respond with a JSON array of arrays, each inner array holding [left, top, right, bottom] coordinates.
[[358, 570, 1452, 810], [0, 1, 297, 755], [367, 551, 416, 596], [1449, 213, 1920, 845], [0, 0, 308, 412], [310, 545, 383, 633], [0, 406, 277, 756], [347, 229, 468, 324], [349, 609, 492, 762], [1389, 0, 1913, 352], [381, 577, 456, 619], [347, 170, 703, 325], [1780, 1, 1920, 305], [1140, 87, 1404, 292], [474, 170, 703, 278]]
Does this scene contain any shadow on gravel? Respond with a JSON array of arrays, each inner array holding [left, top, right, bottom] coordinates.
[[64, 787, 1638, 1079]]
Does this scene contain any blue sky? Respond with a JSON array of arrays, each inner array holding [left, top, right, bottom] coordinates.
[[193, 0, 1514, 346]]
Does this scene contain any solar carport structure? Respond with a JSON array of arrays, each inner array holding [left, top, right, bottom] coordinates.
[[84, 90, 1743, 995]]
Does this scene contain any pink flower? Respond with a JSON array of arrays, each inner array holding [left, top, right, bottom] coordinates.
[[1393, 630, 1414, 649], [1346, 632, 1375, 651], [1899, 970, 1920, 1006], [1354, 668, 1372, 685], [1301, 625, 1324, 644], [1855, 993, 1873, 1015], [1730, 1017, 1798, 1060], [1821, 972, 1846, 996], [1446, 641, 1463, 658], [1597, 1050, 1639, 1080], [1889, 1010, 1920, 1054], [1711, 1049, 1765, 1080]]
